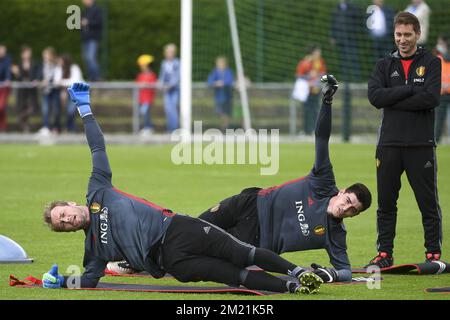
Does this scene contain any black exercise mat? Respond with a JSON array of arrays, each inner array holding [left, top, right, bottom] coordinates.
[[352, 261, 450, 275], [276, 275, 382, 284], [104, 270, 381, 285], [425, 287, 450, 293], [94, 282, 276, 295], [9, 275, 276, 295]]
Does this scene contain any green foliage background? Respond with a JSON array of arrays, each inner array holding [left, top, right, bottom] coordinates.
[[0, 0, 181, 80], [1, 0, 449, 81]]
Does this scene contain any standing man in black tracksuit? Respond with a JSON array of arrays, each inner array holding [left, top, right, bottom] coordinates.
[[366, 12, 443, 268]]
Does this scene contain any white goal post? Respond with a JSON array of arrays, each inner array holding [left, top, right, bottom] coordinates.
[[180, 0, 252, 137], [180, 0, 192, 140]]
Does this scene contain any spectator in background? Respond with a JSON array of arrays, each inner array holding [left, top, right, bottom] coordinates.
[[296, 45, 327, 136], [434, 34, 450, 143], [207, 56, 234, 132], [330, 0, 363, 82], [367, 0, 395, 62], [405, 0, 431, 48], [11, 45, 40, 133], [448, 93, 450, 140], [55, 54, 84, 132], [159, 43, 180, 132], [37, 47, 62, 136], [136, 54, 157, 136], [81, 0, 102, 81], [0, 44, 12, 132]]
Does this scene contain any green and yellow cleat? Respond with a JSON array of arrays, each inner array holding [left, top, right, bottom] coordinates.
[[297, 272, 323, 294]]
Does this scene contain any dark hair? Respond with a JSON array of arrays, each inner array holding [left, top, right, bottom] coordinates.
[[60, 54, 73, 79], [345, 183, 372, 213], [438, 33, 449, 44], [21, 45, 32, 53], [43, 200, 70, 232], [307, 44, 320, 55], [394, 12, 421, 34]]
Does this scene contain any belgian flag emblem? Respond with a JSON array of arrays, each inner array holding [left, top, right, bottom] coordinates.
[[314, 225, 326, 236], [416, 66, 426, 77], [90, 202, 101, 214]]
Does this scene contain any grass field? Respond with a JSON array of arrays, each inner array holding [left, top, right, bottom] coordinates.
[[0, 142, 449, 300]]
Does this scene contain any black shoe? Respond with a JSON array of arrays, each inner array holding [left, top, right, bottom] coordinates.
[[425, 252, 441, 263], [365, 252, 394, 268]]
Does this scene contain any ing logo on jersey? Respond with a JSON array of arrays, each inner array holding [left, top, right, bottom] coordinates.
[[90, 202, 101, 214]]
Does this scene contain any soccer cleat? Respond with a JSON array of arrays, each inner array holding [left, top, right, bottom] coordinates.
[[425, 252, 441, 263], [365, 252, 394, 268], [297, 272, 323, 294], [106, 260, 137, 274], [296, 286, 314, 295]]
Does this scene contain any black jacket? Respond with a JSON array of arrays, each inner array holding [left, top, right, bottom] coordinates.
[[81, 4, 103, 42], [0, 54, 12, 81], [15, 60, 40, 82], [368, 47, 441, 147]]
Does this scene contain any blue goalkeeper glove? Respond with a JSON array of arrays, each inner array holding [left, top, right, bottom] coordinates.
[[42, 264, 65, 289], [67, 82, 92, 118], [311, 263, 338, 283]]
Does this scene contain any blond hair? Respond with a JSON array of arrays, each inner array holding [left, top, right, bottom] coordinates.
[[43, 200, 70, 232], [164, 43, 177, 54]]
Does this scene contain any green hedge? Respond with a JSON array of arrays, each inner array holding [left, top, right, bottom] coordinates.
[[0, 0, 180, 80], [1, 0, 449, 81]]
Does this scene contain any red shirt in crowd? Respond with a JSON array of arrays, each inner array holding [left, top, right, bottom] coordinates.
[[136, 71, 157, 104]]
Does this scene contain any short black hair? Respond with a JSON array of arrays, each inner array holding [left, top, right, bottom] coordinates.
[[345, 183, 372, 213]]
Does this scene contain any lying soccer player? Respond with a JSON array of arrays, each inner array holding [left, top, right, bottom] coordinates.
[[198, 74, 372, 283], [41, 82, 323, 295], [108, 75, 372, 283]]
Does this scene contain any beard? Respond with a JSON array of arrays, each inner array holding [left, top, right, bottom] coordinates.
[[75, 207, 88, 230]]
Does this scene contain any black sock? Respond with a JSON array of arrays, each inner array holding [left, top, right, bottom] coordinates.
[[241, 270, 290, 293], [252, 247, 301, 275]]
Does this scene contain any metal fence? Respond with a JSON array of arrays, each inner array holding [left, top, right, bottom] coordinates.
[[1, 81, 378, 137]]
